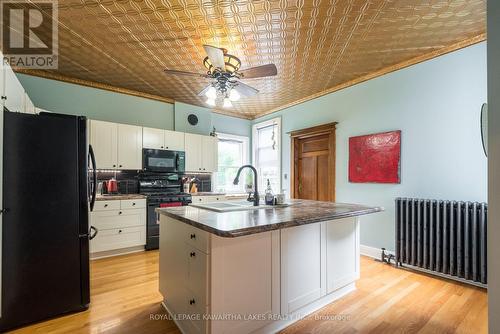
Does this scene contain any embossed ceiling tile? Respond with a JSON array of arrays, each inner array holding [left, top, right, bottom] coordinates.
[[10, 0, 486, 118]]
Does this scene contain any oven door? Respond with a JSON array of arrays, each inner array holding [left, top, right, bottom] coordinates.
[[142, 149, 184, 173]]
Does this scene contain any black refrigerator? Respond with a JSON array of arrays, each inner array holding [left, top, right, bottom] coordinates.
[[0, 110, 97, 332]]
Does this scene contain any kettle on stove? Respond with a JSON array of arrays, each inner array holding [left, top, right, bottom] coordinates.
[[105, 177, 118, 194]]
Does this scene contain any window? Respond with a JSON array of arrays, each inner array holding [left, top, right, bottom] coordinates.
[[253, 117, 281, 193], [215, 133, 249, 193]]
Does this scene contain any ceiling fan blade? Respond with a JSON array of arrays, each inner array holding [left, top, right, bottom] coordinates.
[[197, 84, 212, 97], [239, 64, 277, 79], [203, 45, 226, 70], [234, 81, 259, 97], [164, 69, 208, 78]]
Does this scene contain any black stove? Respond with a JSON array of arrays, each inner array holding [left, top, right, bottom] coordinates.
[[138, 173, 191, 250]]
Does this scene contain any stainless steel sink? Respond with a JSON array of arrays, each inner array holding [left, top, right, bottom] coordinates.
[[190, 200, 292, 212]]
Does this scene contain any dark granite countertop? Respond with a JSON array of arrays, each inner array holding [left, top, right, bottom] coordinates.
[[156, 199, 383, 237], [96, 194, 146, 201]]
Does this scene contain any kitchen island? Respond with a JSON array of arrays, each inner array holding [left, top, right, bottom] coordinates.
[[157, 200, 382, 334]]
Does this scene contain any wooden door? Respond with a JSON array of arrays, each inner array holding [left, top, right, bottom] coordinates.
[[291, 123, 336, 201]]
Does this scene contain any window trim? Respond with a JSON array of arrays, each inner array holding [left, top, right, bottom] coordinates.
[[252, 117, 282, 191], [215, 132, 250, 194]]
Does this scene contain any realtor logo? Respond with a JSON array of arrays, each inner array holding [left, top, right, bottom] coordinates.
[[1, 0, 58, 69]]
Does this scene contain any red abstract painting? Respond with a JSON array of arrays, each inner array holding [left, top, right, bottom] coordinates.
[[349, 130, 401, 183]]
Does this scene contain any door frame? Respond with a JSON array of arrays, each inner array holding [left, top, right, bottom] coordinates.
[[289, 122, 337, 201]]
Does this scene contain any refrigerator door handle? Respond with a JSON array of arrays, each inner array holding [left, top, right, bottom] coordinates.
[[89, 144, 97, 212], [89, 226, 98, 240]]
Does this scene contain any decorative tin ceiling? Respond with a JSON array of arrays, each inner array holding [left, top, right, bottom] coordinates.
[[18, 0, 486, 119]]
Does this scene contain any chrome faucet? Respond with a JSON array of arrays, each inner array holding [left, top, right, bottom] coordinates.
[[233, 165, 259, 206]]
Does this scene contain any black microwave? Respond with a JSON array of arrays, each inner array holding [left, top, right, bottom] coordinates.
[[142, 149, 185, 173]]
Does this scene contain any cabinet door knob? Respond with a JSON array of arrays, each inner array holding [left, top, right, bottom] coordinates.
[[190, 234, 196, 239], [166, 146, 169, 149], [189, 299, 196, 305], [119, 165, 122, 168], [119, 229, 122, 233], [104, 204, 108, 207], [113, 164, 116, 167], [119, 211, 122, 215], [190, 252, 196, 257], [161, 146, 164, 148], [132, 202, 136, 206]]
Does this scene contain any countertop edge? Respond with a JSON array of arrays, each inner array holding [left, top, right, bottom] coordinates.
[[158, 206, 383, 238]]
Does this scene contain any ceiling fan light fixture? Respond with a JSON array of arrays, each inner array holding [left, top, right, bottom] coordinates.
[[229, 88, 240, 101], [206, 98, 216, 107], [205, 86, 217, 99], [223, 98, 233, 109]]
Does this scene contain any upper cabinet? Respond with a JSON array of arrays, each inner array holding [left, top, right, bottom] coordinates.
[[90, 120, 118, 169], [24, 93, 35, 114], [3, 63, 25, 113], [143, 127, 185, 151], [90, 120, 142, 170], [117, 124, 142, 169], [185, 133, 218, 173]]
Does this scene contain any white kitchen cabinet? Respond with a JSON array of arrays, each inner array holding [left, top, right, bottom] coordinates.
[[90, 120, 118, 169], [280, 223, 324, 314], [185, 133, 202, 172], [326, 218, 360, 293], [3, 63, 25, 113], [190, 195, 226, 204], [90, 120, 143, 170], [143, 127, 164, 150], [164, 130, 185, 151], [143, 127, 185, 151], [90, 199, 146, 256], [117, 124, 142, 169], [185, 133, 218, 173], [24, 93, 35, 114], [201, 136, 218, 172]]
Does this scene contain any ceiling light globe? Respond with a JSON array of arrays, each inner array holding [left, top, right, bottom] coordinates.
[[206, 98, 216, 107], [205, 86, 217, 99], [229, 89, 240, 101], [223, 98, 233, 108]]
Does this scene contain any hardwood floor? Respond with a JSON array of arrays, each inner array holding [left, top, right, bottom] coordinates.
[[10, 251, 487, 334]]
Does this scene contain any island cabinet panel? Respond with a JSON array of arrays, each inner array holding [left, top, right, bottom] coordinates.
[[210, 231, 280, 334], [326, 218, 360, 293], [280, 223, 325, 314]]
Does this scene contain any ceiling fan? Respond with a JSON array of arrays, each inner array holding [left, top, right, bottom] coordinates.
[[164, 45, 277, 108]]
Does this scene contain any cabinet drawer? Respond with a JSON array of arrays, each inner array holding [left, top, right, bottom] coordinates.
[[91, 209, 145, 230], [187, 245, 209, 307], [93, 200, 120, 211], [121, 199, 146, 210], [90, 226, 146, 253], [185, 225, 210, 254]]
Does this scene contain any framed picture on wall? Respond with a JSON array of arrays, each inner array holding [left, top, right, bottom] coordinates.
[[349, 130, 401, 184]]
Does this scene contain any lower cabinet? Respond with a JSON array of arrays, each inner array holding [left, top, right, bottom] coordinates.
[[90, 199, 146, 256], [159, 216, 359, 334], [280, 223, 323, 314]]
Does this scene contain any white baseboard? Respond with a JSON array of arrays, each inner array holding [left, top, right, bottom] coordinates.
[[360, 245, 381, 259]]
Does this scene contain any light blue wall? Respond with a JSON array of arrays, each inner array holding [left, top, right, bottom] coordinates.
[[16, 74, 252, 138], [17, 73, 175, 129], [254, 42, 488, 250], [174, 101, 251, 137], [487, 1, 500, 330]]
